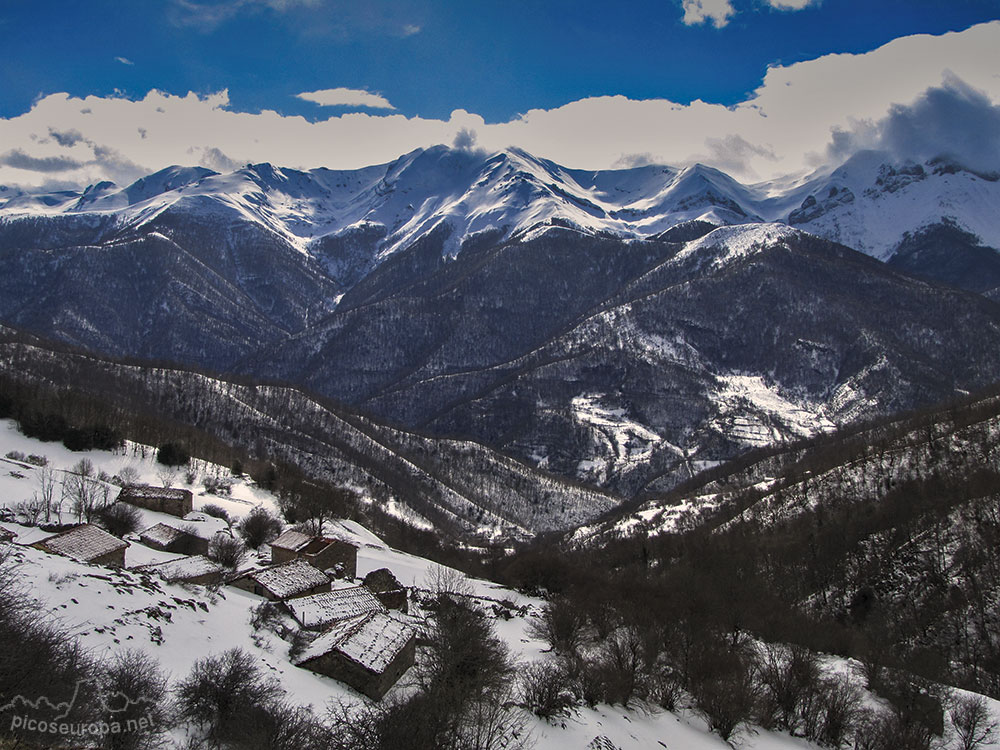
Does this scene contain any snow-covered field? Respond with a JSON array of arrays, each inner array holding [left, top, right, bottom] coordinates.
[[2, 419, 999, 750], [712, 375, 834, 447], [572, 392, 671, 482]]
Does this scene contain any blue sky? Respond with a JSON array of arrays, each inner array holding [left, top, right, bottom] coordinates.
[[2, 0, 996, 120], [1, 0, 998, 186]]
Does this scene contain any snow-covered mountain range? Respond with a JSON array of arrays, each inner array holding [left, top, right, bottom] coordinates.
[[2, 145, 998, 293], [1, 145, 999, 507]]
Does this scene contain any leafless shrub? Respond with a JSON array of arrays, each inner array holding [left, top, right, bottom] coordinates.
[[175, 648, 284, 746], [598, 626, 645, 706], [98, 502, 143, 537], [688, 637, 761, 744], [202, 475, 233, 496], [755, 643, 823, 733], [96, 649, 172, 750], [853, 705, 936, 750], [810, 675, 866, 748], [12, 497, 46, 526], [207, 534, 246, 569], [519, 660, 576, 720], [249, 602, 283, 633], [526, 595, 588, 656], [238, 506, 284, 550]]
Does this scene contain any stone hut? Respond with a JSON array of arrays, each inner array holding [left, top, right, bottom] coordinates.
[[363, 568, 408, 613], [117, 485, 193, 518], [294, 611, 416, 700], [138, 523, 209, 555], [270, 529, 357, 579], [34, 524, 127, 567], [228, 558, 331, 601], [286, 585, 386, 630], [0, 526, 16, 543], [136, 555, 225, 586]]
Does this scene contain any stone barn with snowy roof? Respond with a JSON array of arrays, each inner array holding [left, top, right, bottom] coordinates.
[[228, 558, 331, 601], [117, 484, 193, 518], [136, 555, 225, 586], [269, 529, 357, 578], [34, 524, 127, 567], [286, 585, 387, 630], [138, 523, 209, 555], [294, 611, 416, 700]]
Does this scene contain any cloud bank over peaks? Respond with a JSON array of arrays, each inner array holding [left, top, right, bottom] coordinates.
[[827, 76, 1000, 176], [0, 22, 997, 189], [0, 90, 486, 189]]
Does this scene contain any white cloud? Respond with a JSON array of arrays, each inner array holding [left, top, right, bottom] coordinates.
[[0, 90, 477, 187], [1, 22, 998, 188], [115, 56, 135, 66], [680, 0, 735, 27], [170, 0, 320, 30], [766, 0, 819, 9], [295, 88, 395, 110]]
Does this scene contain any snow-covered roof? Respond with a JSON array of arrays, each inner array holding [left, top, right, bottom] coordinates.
[[119, 484, 191, 500], [0, 525, 16, 542], [270, 529, 313, 552], [320, 528, 361, 547], [137, 555, 222, 582], [295, 611, 414, 674], [246, 558, 329, 599], [270, 528, 359, 556], [139, 523, 186, 546], [175, 514, 232, 540], [38, 524, 127, 562], [286, 586, 386, 629]]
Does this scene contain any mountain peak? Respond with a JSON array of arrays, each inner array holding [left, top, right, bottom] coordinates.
[[123, 165, 218, 205]]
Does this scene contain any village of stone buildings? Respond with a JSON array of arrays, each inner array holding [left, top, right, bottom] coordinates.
[[0, 441, 479, 705]]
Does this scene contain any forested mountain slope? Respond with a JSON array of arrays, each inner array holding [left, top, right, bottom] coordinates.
[[0, 326, 613, 539]]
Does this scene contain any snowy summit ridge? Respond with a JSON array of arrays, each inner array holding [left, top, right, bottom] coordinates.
[[4, 144, 997, 283]]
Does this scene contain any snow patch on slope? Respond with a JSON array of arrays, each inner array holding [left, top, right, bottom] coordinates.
[[677, 223, 801, 270], [712, 375, 834, 447], [571, 393, 682, 483]]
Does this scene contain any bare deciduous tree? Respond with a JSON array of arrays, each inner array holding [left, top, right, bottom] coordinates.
[[116, 465, 141, 488], [949, 693, 998, 750], [65, 471, 109, 524], [155, 465, 177, 488], [36, 466, 58, 523]]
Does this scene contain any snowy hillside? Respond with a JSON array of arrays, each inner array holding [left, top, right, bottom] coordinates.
[[0, 420, 917, 750]]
